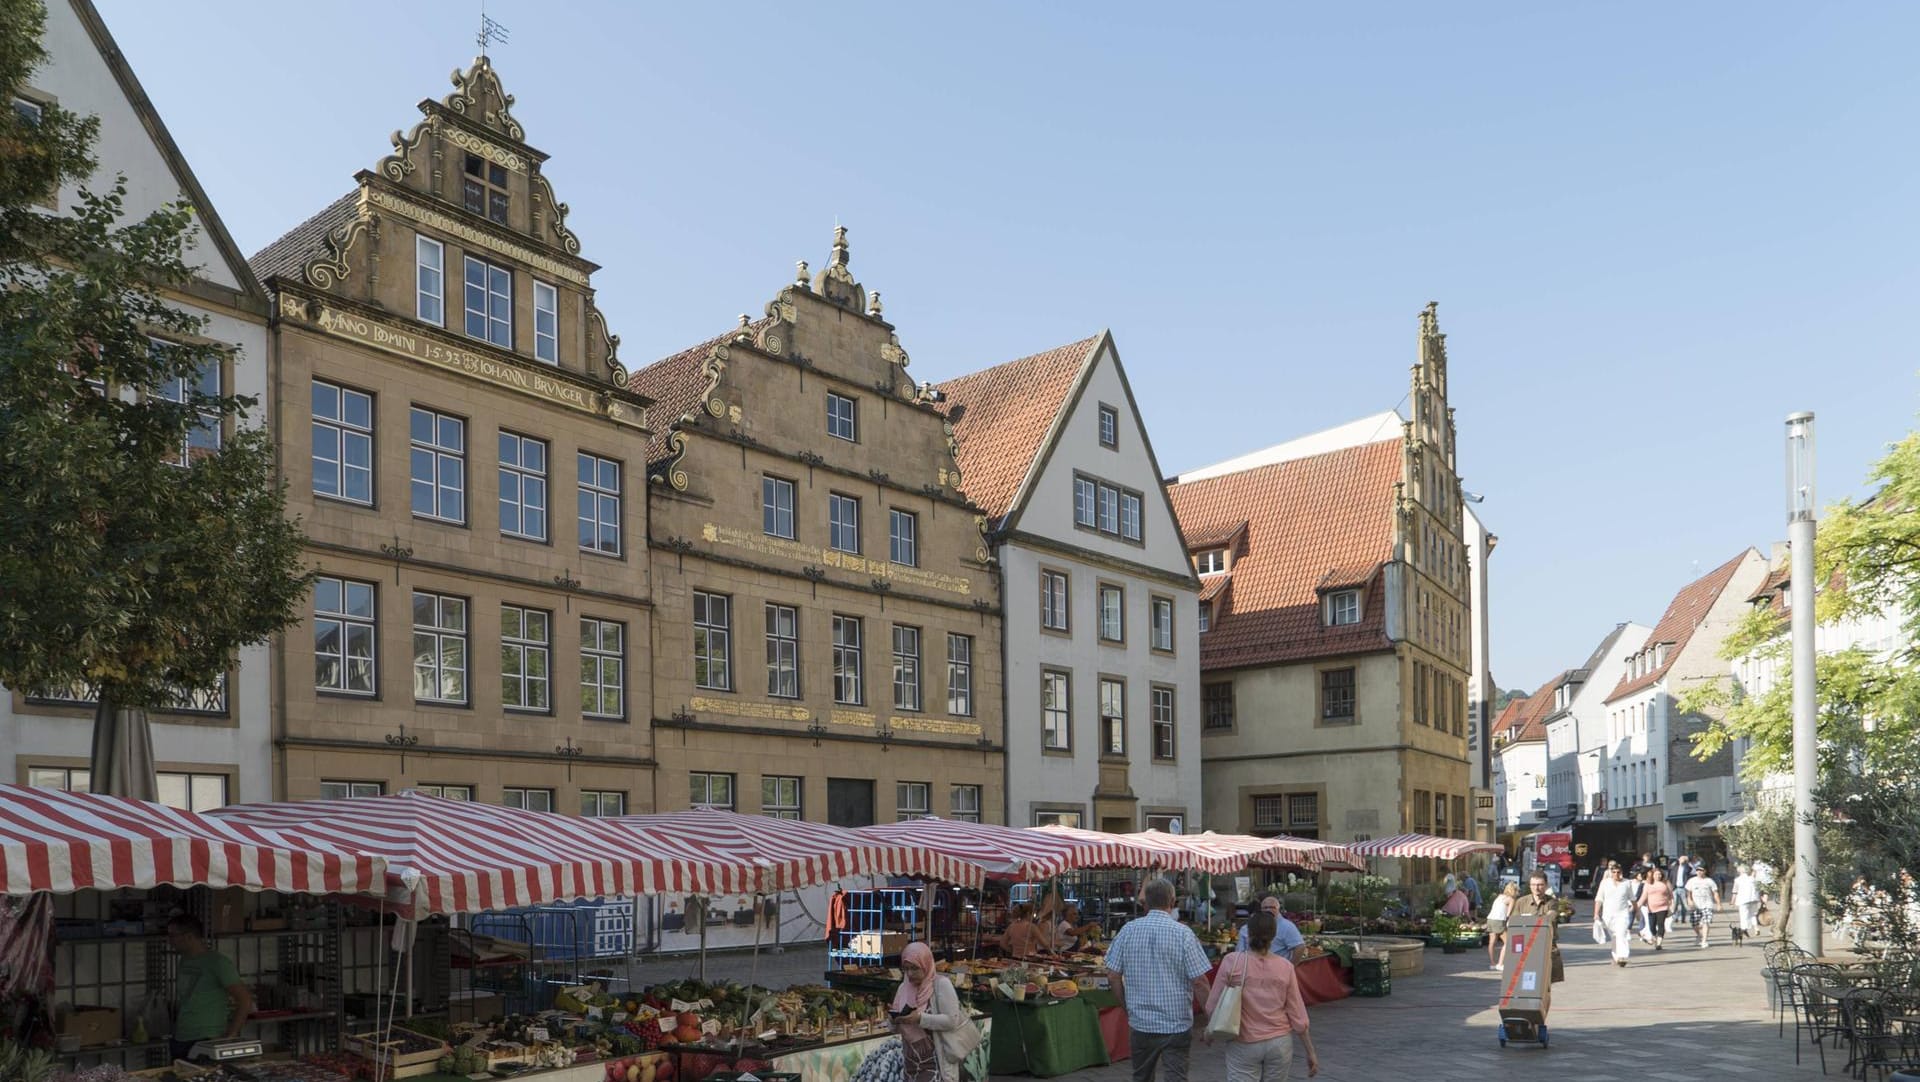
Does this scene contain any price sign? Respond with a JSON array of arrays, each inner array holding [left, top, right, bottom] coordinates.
[[528, 1027, 549, 1043]]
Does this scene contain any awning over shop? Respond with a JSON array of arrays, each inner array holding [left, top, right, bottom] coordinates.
[[1346, 832, 1504, 861], [1033, 825, 1229, 874], [0, 784, 385, 896], [1665, 810, 1724, 823], [1178, 831, 1364, 872], [609, 807, 983, 891], [857, 817, 1139, 882], [1704, 808, 1751, 830]]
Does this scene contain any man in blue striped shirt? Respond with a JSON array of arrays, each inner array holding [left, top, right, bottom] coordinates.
[[1105, 878, 1212, 1081]]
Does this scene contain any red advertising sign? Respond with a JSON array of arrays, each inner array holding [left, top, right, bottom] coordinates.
[[1534, 831, 1574, 870]]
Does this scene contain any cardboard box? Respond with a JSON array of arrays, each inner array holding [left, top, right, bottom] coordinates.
[[1496, 913, 1555, 1024], [848, 931, 907, 957], [446, 990, 504, 1024], [56, 1005, 122, 1048]]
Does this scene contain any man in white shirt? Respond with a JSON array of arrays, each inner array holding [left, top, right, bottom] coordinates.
[[1685, 867, 1721, 948], [1593, 863, 1639, 967], [1732, 865, 1762, 944]]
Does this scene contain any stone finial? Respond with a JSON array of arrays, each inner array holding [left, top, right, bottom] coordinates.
[[739, 314, 751, 328], [811, 224, 867, 313], [830, 225, 851, 268], [869, 291, 883, 318], [795, 260, 809, 287]]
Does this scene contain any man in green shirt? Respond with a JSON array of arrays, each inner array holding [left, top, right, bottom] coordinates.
[[166, 916, 251, 1062]]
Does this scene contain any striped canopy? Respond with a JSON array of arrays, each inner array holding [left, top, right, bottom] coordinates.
[[212, 791, 738, 915], [607, 808, 983, 891], [1346, 833, 1503, 861], [0, 784, 385, 896], [1176, 831, 1363, 873], [856, 817, 1137, 882], [1030, 826, 1242, 875]]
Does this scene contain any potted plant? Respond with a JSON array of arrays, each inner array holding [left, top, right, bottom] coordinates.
[[1431, 913, 1466, 952]]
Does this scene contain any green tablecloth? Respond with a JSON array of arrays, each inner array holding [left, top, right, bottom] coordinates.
[[988, 997, 1109, 1077]]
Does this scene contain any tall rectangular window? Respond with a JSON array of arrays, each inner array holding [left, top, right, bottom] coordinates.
[[411, 591, 468, 704], [762, 476, 796, 539], [1097, 484, 1120, 534], [1120, 492, 1143, 542], [409, 406, 465, 523], [1198, 601, 1212, 633], [1100, 678, 1126, 756], [1040, 570, 1070, 631], [1320, 666, 1356, 723], [762, 776, 802, 820], [832, 616, 863, 704], [950, 785, 982, 823], [765, 603, 799, 699], [312, 379, 373, 505], [892, 625, 922, 711], [889, 509, 918, 566], [498, 431, 548, 541], [826, 392, 857, 441], [946, 633, 973, 716], [693, 591, 732, 691], [1098, 404, 1118, 448], [581, 790, 625, 817], [462, 154, 510, 224], [1098, 585, 1124, 642], [1042, 670, 1071, 750], [315, 576, 376, 695], [1205, 679, 1236, 732], [691, 772, 735, 811], [500, 605, 551, 711], [577, 452, 622, 555], [153, 344, 221, 466], [896, 781, 930, 821], [503, 787, 554, 812], [1073, 477, 1096, 528], [580, 617, 625, 719], [533, 280, 558, 364], [463, 256, 511, 347], [1152, 686, 1176, 761], [1150, 596, 1174, 651], [416, 236, 444, 324], [829, 493, 860, 554]]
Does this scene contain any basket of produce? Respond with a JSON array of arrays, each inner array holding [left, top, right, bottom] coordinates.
[[344, 1027, 450, 1080]]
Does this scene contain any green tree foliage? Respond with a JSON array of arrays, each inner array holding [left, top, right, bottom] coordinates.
[[0, 0, 307, 711]]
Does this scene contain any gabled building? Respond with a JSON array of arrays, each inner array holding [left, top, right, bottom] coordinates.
[[938, 332, 1201, 832], [1488, 696, 1528, 830], [630, 229, 1003, 826], [1540, 622, 1648, 825], [249, 57, 655, 808], [1493, 675, 1563, 835], [1166, 305, 1475, 871], [1464, 506, 1498, 841], [4, 0, 271, 808], [1600, 550, 1767, 854]]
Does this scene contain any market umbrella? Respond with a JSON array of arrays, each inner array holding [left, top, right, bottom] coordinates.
[[1028, 824, 1228, 873], [606, 807, 982, 892], [86, 702, 158, 802], [0, 784, 385, 895], [1345, 833, 1503, 861], [1186, 832, 1366, 873], [855, 817, 1133, 882]]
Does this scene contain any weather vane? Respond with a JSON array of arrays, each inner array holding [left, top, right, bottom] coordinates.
[[477, 7, 510, 56]]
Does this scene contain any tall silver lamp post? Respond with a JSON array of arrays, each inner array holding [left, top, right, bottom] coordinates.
[[1786, 411, 1821, 953]]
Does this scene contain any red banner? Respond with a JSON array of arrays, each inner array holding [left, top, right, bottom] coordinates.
[[1534, 832, 1574, 870]]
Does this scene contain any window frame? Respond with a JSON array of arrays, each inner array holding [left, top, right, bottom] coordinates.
[[1099, 677, 1127, 757], [1040, 569, 1071, 633], [311, 378, 374, 507], [1097, 583, 1125, 643], [532, 279, 559, 365], [1150, 595, 1175, 653], [895, 781, 931, 821], [1195, 549, 1226, 574], [500, 603, 553, 713], [888, 508, 918, 567], [502, 787, 555, 812], [462, 255, 512, 348], [826, 392, 858, 442], [580, 616, 626, 720], [154, 771, 229, 813], [693, 590, 734, 692], [1202, 681, 1235, 731], [891, 624, 922, 712], [828, 492, 861, 555], [462, 153, 510, 225], [762, 475, 797, 539], [1198, 601, 1212, 633], [577, 451, 623, 556], [319, 780, 384, 800], [314, 575, 378, 697], [1151, 684, 1177, 761], [765, 603, 800, 700], [1319, 665, 1358, 725], [1097, 403, 1119, 449], [1073, 473, 1146, 544], [497, 430, 549, 542], [411, 589, 470, 706], [946, 633, 973, 716], [1041, 669, 1072, 751], [761, 775, 802, 820], [408, 405, 467, 524], [580, 789, 626, 817], [690, 772, 736, 811], [1072, 477, 1096, 528], [413, 784, 473, 801], [150, 340, 223, 467], [1325, 589, 1362, 627], [832, 614, 864, 705], [950, 784, 982, 823], [416, 235, 444, 325]]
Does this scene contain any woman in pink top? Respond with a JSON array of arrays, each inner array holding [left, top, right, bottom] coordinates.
[[1205, 912, 1320, 1080], [1637, 867, 1675, 950]]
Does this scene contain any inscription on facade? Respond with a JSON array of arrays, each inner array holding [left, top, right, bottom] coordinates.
[[689, 696, 811, 722], [366, 188, 588, 286], [831, 709, 875, 728], [700, 524, 972, 596]]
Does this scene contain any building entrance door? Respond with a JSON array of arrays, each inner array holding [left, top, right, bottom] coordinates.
[[827, 778, 875, 827]]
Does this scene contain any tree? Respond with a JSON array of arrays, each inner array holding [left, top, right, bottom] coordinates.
[[0, 0, 307, 771]]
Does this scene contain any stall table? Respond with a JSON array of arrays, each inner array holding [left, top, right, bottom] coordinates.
[[1204, 952, 1351, 1008], [988, 997, 1109, 1078]]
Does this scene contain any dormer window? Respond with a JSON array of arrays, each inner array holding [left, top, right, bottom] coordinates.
[[463, 154, 509, 225], [1195, 549, 1227, 575], [1654, 643, 1669, 666], [1325, 589, 1361, 627]]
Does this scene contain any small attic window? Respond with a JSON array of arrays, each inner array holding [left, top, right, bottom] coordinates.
[[1198, 601, 1212, 633], [1098, 404, 1119, 449], [1324, 589, 1361, 627], [463, 154, 509, 225], [1195, 549, 1227, 574]]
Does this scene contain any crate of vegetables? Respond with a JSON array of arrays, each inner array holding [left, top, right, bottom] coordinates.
[[344, 1027, 450, 1079]]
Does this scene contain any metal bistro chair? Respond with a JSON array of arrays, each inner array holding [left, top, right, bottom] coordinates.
[[1836, 985, 1919, 1080], [1771, 943, 1816, 1031], [1792, 963, 1849, 1071]]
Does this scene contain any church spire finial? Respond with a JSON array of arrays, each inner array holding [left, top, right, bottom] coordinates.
[[829, 225, 851, 269]]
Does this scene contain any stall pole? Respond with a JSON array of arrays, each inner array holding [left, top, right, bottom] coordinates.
[[697, 895, 708, 983]]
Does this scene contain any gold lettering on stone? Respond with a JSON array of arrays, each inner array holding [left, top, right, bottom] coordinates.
[[892, 716, 984, 737], [689, 695, 811, 722], [830, 709, 876, 728], [366, 188, 588, 286], [699, 524, 972, 596]]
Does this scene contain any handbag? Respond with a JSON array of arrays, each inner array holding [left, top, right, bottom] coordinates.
[[1207, 984, 1243, 1039]]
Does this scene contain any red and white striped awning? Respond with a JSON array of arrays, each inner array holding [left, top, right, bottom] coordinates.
[[213, 792, 742, 915], [1346, 833, 1503, 861], [607, 808, 984, 891], [1176, 832, 1363, 873], [0, 785, 385, 896], [1030, 826, 1241, 875], [856, 818, 1135, 882]]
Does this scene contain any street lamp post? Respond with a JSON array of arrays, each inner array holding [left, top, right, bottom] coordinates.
[[1786, 411, 1821, 953]]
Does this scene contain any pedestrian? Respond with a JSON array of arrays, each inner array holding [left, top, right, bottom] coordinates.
[[1461, 869, 1483, 913], [1672, 855, 1693, 920], [1732, 864, 1762, 945], [1003, 903, 1045, 959], [1594, 862, 1637, 967], [1206, 911, 1320, 1081], [1106, 877, 1214, 1082], [1638, 866, 1674, 950], [1544, 862, 1562, 896], [1440, 880, 1473, 917], [1685, 863, 1721, 948], [889, 941, 981, 1082], [1487, 882, 1519, 970], [1237, 895, 1304, 963], [1510, 869, 1565, 983], [1630, 866, 1651, 943], [165, 915, 252, 1062]]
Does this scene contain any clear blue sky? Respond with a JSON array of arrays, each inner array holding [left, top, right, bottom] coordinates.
[[95, 1, 1918, 692]]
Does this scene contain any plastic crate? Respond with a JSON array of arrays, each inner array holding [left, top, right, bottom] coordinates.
[[1352, 955, 1392, 997]]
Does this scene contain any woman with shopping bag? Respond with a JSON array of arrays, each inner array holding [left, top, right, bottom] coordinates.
[[889, 941, 981, 1082], [1204, 911, 1320, 1081]]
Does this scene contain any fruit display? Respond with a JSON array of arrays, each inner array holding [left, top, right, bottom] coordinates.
[[848, 1039, 904, 1082]]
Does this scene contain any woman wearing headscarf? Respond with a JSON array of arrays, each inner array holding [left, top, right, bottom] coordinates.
[[891, 942, 980, 1082]]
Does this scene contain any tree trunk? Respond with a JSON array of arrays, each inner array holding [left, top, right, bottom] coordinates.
[[87, 694, 158, 801]]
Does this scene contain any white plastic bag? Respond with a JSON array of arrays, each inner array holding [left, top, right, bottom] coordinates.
[[1207, 984, 1242, 1040], [1591, 919, 1607, 945]]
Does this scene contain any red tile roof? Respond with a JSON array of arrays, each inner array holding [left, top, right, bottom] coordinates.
[[1183, 520, 1248, 551], [1167, 439, 1403, 671], [1491, 697, 1528, 740], [934, 335, 1103, 520], [1604, 549, 1755, 703], [1499, 673, 1568, 746], [1748, 564, 1789, 603], [626, 321, 772, 466], [1197, 573, 1231, 604]]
